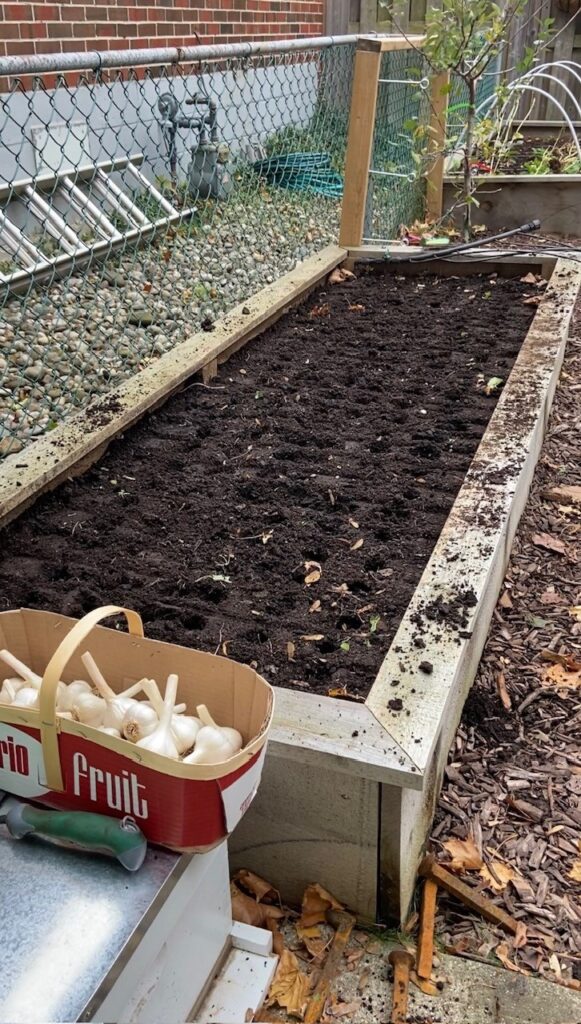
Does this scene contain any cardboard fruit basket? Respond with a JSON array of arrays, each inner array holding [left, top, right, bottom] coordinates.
[[0, 605, 274, 851]]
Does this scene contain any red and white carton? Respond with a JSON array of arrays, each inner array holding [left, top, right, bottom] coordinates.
[[0, 606, 274, 851]]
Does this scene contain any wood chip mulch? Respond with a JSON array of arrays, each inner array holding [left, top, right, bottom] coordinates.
[[430, 296, 581, 987]]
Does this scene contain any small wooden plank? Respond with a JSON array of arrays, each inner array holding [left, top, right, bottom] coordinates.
[[339, 46, 382, 247], [426, 70, 450, 222], [0, 245, 345, 529], [416, 878, 438, 978], [357, 34, 425, 52]]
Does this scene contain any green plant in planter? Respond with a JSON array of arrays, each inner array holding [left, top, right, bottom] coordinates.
[[421, 0, 553, 238], [523, 146, 554, 175]]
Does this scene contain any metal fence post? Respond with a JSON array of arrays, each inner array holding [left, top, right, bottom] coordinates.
[[426, 70, 450, 222], [339, 38, 383, 249]]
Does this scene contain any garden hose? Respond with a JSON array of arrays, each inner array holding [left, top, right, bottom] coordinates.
[[253, 152, 343, 199], [386, 219, 541, 263]]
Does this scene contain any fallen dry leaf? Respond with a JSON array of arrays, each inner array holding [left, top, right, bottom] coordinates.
[[326, 999, 362, 1018], [442, 836, 483, 872], [539, 589, 567, 605], [328, 267, 355, 285], [234, 869, 280, 904], [230, 883, 285, 929], [348, 303, 365, 313], [309, 599, 321, 613], [310, 303, 330, 319], [495, 942, 524, 973], [496, 671, 512, 711], [287, 641, 296, 662], [540, 649, 581, 670], [523, 294, 542, 306], [531, 532, 566, 555], [542, 663, 581, 691], [499, 590, 513, 609], [348, 518, 359, 529], [296, 923, 328, 961], [520, 272, 539, 284], [514, 922, 528, 949], [568, 859, 581, 882], [299, 883, 343, 929], [350, 538, 364, 551], [301, 634, 324, 642], [542, 484, 581, 505], [267, 949, 311, 1017], [304, 570, 321, 585], [327, 686, 365, 702], [479, 861, 515, 892]]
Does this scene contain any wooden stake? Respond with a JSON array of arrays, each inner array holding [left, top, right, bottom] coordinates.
[[416, 877, 438, 979], [388, 947, 414, 1023], [304, 910, 355, 1023], [339, 44, 382, 249], [426, 70, 450, 222], [419, 856, 519, 934]]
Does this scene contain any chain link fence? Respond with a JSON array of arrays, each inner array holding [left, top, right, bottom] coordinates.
[[0, 35, 431, 458], [364, 47, 431, 243]]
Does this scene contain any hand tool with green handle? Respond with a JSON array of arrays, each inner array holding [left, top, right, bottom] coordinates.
[[0, 792, 147, 871]]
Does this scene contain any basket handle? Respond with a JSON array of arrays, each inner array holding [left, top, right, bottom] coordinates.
[[40, 606, 144, 791]]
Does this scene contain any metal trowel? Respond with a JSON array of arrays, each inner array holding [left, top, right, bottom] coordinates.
[[0, 791, 147, 871]]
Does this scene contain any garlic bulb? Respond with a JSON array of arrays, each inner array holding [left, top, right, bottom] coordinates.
[[143, 679, 200, 755], [99, 726, 121, 737], [0, 677, 25, 704], [137, 674, 180, 760], [11, 687, 40, 710], [183, 704, 243, 765], [72, 692, 106, 728], [57, 680, 92, 713], [122, 702, 158, 743], [81, 652, 144, 730], [0, 650, 41, 687]]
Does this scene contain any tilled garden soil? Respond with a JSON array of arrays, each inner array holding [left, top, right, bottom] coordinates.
[[0, 270, 538, 698]]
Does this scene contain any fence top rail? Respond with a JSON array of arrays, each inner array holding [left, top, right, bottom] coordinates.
[[0, 34, 363, 78]]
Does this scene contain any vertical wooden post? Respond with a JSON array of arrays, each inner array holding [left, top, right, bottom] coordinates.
[[425, 70, 450, 223], [339, 40, 382, 249]]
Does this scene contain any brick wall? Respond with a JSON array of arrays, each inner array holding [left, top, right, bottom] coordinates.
[[0, 1, 325, 57]]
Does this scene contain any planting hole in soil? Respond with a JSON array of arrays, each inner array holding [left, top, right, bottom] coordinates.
[[0, 269, 539, 699]]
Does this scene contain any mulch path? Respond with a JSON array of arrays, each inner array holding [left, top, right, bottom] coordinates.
[[431, 298, 581, 986]]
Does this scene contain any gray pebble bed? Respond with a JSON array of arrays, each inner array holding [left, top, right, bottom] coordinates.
[[0, 189, 339, 457]]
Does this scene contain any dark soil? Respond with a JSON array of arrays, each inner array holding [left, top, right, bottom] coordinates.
[[0, 270, 537, 698]]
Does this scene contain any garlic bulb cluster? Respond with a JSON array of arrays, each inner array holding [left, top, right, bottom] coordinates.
[[0, 648, 246, 766]]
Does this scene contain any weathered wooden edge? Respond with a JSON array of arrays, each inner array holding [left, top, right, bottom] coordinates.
[[268, 689, 422, 789], [445, 172, 581, 184], [366, 258, 581, 770], [346, 245, 563, 268], [0, 244, 345, 528], [357, 34, 426, 52]]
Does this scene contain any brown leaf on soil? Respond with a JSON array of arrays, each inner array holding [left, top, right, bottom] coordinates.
[[520, 272, 539, 285], [269, 919, 286, 956], [531, 532, 566, 555], [349, 518, 360, 529], [310, 303, 330, 319], [542, 663, 581, 691], [325, 999, 362, 1018], [523, 295, 542, 306], [496, 671, 512, 711], [287, 641, 296, 662], [442, 836, 483, 872], [230, 883, 285, 928], [514, 922, 528, 949], [304, 570, 322, 585], [299, 883, 344, 929], [234, 869, 281, 904], [350, 538, 364, 551], [539, 589, 567, 605], [301, 634, 325, 642], [540, 649, 581, 670], [542, 484, 581, 505], [348, 303, 365, 313], [267, 949, 311, 1018], [309, 599, 321, 613], [479, 861, 515, 892], [328, 267, 355, 285], [499, 590, 513, 609]]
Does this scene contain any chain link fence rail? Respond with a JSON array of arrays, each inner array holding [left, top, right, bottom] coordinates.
[[0, 35, 356, 457]]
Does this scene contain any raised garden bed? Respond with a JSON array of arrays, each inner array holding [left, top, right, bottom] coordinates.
[[444, 121, 581, 235], [0, 246, 579, 922]]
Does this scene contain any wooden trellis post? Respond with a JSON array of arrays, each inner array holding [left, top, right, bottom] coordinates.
[[426, 70, 450, 222], [339, 35, 426, 250]]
